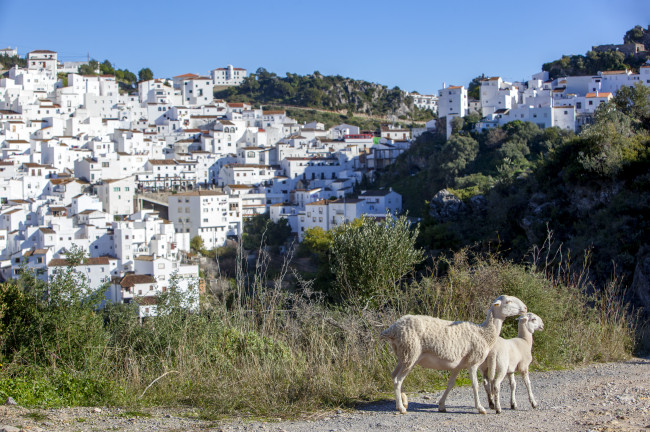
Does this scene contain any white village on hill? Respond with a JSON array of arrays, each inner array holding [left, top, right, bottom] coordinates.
[[1, 46, 648, 315]]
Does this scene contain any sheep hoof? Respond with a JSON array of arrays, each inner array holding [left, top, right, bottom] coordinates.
[[532, 402, 538, 409], [495, 408, 501, 414], [438, 406, 446, 413], [478, 407, 487, 415], [401, 393, 408, 409], [399, 408, 407, 414], [511, 404, 517, 410]]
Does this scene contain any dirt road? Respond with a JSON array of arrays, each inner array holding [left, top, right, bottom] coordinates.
[[1, 358, 648, 432]]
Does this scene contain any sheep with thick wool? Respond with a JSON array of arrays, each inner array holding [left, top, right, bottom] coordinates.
[[381, 295, 528, 414], [480, 312, 544, 413]]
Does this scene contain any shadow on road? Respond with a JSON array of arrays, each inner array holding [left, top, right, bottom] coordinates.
[[355, 399, 478, 415]]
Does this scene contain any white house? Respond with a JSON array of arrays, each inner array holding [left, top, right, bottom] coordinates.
[[96, 176, 135, 215], [47, 256, 120, 302], [168, 190, 242, 249], [27, 50, 58, 76], [0, 47, 17, 57], [409, 92, 438, 113], [438, 85, 468, 118], [480, 77, 519, 117], [211, 65, 248, 86]]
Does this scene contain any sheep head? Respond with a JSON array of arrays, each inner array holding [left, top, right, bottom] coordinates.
[[518, 312, 544, 333], [490, 295, 527, 319]]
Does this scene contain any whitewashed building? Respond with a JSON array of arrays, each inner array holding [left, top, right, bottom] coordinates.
[[96, 176, 135, 215], [168, 190, 242, 249], [211, 65, 248, 86]]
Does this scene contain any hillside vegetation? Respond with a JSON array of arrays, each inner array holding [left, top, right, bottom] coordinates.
[[375, 83, 650, 339], [0, 54, 26, 71], [542, 25, 650, 79], [215, 68, 434, 121]]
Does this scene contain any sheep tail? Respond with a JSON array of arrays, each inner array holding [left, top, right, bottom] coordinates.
[[380, 324, 396, 340]]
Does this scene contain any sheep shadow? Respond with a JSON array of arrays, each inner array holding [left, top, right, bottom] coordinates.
[[355, 399, 477, 415]]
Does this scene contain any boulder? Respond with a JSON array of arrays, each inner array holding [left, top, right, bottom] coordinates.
[[467, 194, 487, 215], [429, 189, 466, 221]]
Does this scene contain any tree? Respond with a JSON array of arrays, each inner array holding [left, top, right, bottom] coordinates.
[[190, 235, 204, 253], [576, 102, 640, 177], [78, 59, 98, 75], [99, 60, 114, 75], [242, 214, 292, 251], [623, 25, 645, 44], [612, 82, 650, 128], [300, 226, 333, 258], [462, 112, 482, 131], [122, 69, 137, 84], [497, 138, 531, 168], [439, 134, 479, 184], [467, 74, 487, 100], [485, 127, 507, 149], [450, 116, 465, 135], [329, 214, 423, 306], [138, 67, 154, 82]]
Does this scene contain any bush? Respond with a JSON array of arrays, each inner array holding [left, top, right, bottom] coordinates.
[[329, 214, 424, 306]]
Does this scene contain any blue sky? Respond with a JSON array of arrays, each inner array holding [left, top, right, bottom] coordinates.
[[0, 0, 648, 94]]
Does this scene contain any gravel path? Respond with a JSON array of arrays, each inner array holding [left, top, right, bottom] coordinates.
[[1, 358, 648, 432]]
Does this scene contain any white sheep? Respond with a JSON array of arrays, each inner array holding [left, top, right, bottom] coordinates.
[[480, 312, 544, 413], [381, 295, 528, 414]]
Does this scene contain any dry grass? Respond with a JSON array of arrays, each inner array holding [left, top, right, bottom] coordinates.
[[0, 248, 635, 417]]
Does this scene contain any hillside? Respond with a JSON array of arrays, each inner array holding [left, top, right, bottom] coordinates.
[[215, 68, 434, 121], [542, 25, 650, 79], [374, 84, 650, 323]]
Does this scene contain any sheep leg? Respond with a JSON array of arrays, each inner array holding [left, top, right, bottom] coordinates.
[[391, 363, 408, 410], [491, 369, 506, 414], [522, 370, 537, 408], [438, 368, 460, 412], [508, 373, 517, 409], [469, 365, 487, 414], [482, 372, 494, 409], [393, 362, 415, 414]]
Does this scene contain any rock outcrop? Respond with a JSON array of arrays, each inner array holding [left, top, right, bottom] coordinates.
[[429, 189, 466, 221]]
